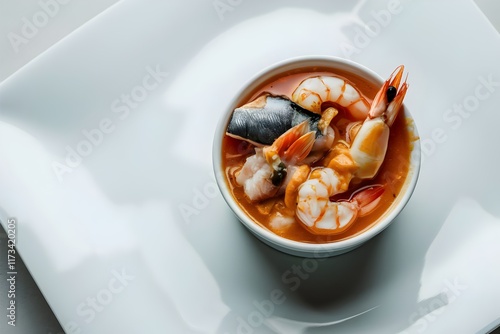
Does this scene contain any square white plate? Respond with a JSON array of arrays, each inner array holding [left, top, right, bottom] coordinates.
[[1, 0, 500, 333]]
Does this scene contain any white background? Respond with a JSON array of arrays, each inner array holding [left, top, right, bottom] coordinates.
[[0, 0, 500, 333]]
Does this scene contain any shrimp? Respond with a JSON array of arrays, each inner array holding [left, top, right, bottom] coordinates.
[[295, 65, 408, 235], [349, 65, 408, 179], [297, 176, 385, 235], [236, 121, 316, 202], [292, 76, 371, 120]]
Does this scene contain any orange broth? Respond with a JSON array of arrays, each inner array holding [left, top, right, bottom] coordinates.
[[222, 68, 411, 243]]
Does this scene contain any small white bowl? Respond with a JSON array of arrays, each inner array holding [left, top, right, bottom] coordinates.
[[213, 56, 420, 258]]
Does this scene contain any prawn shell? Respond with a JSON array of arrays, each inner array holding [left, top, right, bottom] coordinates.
[[226, 94, 322, 146]]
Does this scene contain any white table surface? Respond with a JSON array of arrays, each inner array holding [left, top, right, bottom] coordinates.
[[1, 0, 500, 333]]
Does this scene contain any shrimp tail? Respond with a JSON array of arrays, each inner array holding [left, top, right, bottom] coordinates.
[[369, 65, 407, 120], [389, 65, 405, 91], [264, 121, 310, 158], [263, 121, 316, 186], [386, 79, 408, 127], [282, 131, 316, 164], [369, 78, 391, 118], [352, 185, 385, 217]]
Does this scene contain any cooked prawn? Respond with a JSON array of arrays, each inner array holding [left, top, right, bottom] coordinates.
[[297, 173, 385, 235], [236, 121, 316, 202], [349, 65, 408, 179], [291, 76, 371, 120], [295, 65, 408, 234]]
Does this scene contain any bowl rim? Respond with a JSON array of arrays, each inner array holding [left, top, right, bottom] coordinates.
[[212, 55, 421, 256]]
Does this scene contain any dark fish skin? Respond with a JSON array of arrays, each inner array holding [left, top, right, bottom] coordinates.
[[226, 94, 321, 145]]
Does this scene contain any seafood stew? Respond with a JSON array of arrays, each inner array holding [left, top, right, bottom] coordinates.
[[222, 66, 411, 244]]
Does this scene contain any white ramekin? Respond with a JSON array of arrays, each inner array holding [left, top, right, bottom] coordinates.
[[213, 56, 420, 258]]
